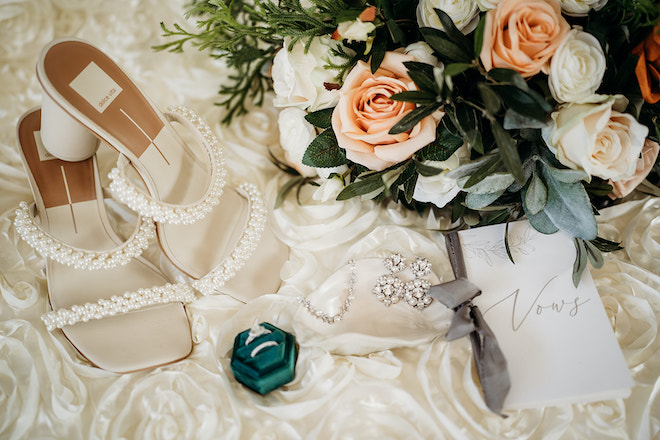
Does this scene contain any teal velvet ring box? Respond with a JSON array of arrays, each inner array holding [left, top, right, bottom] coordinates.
[[230, 323, 298, 395]]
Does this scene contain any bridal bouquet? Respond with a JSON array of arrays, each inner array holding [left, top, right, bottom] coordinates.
[[160, 0, 660, 280]]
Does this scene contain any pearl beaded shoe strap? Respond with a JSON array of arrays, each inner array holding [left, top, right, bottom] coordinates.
[[41, 282, 195, 331], [191, 183, 267, 295], [13, 201, 156, 270], [108, 106, 227, 225]]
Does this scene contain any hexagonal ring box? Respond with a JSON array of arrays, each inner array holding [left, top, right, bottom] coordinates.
[[230, 322, 298, 394]]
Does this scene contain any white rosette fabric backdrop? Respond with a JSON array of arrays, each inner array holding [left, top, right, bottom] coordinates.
[[0, 1, 659, 439]]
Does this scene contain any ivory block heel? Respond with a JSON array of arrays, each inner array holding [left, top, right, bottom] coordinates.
[[40, 89, 99, 161]]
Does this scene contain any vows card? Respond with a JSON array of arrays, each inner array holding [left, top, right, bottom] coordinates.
[[457, 221, 633, 409]]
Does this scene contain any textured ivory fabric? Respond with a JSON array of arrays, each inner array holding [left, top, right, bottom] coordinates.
[[1, 1, 659, 439]]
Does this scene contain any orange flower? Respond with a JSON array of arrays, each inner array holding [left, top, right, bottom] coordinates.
[[633, 25, 660, 104], [480, 0, 570, 78], [332, 52, 438, 171]]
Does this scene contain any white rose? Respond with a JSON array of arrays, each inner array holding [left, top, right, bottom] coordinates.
[[543, 96, 648, 181], [549, 29, 606, 103], [272, 36, 344, 111], [335, 19, 376, 42], [559, 0, 608, 16], [475, 0, 501, 10], [416, 0, 480, 34], [278, 107, 318, 177], [403, 42, 441, 67], [312, 174, 346, 202], [412, 145, 469, 208]]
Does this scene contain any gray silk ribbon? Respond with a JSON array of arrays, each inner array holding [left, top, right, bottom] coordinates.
[[429, 232, 511, 416]]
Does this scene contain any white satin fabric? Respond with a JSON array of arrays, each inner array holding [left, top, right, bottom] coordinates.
[[0, 1, 659, 439]]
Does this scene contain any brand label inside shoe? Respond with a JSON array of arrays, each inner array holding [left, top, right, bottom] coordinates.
[[33, 131, 56, 162], [69, 62, 123, 113]]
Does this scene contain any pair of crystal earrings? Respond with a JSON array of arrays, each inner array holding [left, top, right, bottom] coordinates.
[[372, 253, 433, 309]]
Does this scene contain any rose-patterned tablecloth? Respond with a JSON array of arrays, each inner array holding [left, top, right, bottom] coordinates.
[[0, 1, 658, 439]]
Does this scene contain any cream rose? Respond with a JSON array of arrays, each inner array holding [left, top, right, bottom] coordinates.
[[548, 29, 606, 103], [332, 52, 439, 171], [609, 139, 660, 199], [559, 0, 608, 16], [480, 0, 570, 78], [413, 145, 469, 208], [543, 96, 649, 181], [272, 36, 345, 111], [475, 0, 502, 10], [404, 41, 441, 67], [416, 0, 480, 34], [335, 19, 376, 42], [278, 107, 319, 177]]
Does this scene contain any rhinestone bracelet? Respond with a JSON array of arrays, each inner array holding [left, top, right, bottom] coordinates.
[[41, 282, 195, 331], [108, 106, 227, 225], [13, 201, 156, 270], [191, 182, 266, 295]]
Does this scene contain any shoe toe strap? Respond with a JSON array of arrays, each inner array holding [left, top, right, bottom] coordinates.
[[41, 282, 195, 331]]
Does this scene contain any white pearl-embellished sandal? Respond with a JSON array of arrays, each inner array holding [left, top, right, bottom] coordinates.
[[36, 38, 289, 301], [14, 108, 194, 373]]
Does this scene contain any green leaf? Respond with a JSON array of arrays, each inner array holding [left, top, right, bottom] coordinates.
[[477, 83, 501, 115], [463, 155, 503, 188], [445, 103, 483, 153], [405, 65, 439, 93], [572, 239, 588, 287], [305, 108, 334, 129], [478, 209, 510, 226], [503, 109, 550, 130], [590, 236, 623, 252], [390, 91, 438, 105], [462, 172, 515, 194], [414, 160, 445, 176], [473, 14, 487, 56], [389, 103, 441, 134], [491, 120, 525, 184], [417, 124, 463, 161], [584, 179, 614, 196], [420, 27, 473, 63], [371, 28, 388, 73], [540, 163, 598, 240], [274, 175, 305, 209], [336, 173, 385, 200], [432, 8, 474, 58], [546, 166, 589, 183], [465, 190, 505, 209], [488, 68, 529, 90], [496, 85, 550, 123], [444, 63, 471, 77], [404, 172, 418, 203], [302, 128, 347, 168], [385, 18, 405, 44], [584, 240, 604, 269], [525, 169, 547, 215]]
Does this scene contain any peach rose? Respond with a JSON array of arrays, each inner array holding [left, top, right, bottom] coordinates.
[[609, 139, 660, 199], [331, 52, 438, 171], [633, 25, 660, 104], [480, 0, 570, 78]]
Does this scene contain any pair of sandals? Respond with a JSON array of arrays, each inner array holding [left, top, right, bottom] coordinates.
[[14, 38, 288, 373]]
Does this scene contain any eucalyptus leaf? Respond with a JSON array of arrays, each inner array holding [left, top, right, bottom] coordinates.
[[463, 155, 504, 188], [446, 154, 495, 180], [302, 128, 347, 168], [572, 239, 588, 287], [522, 185, 559, 234], [462, 172, 515, 194], [525, 170, 547, 215], [465, 190, 506, 209], [545, 166, 589, 183], [540, 163, 598, 240]]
